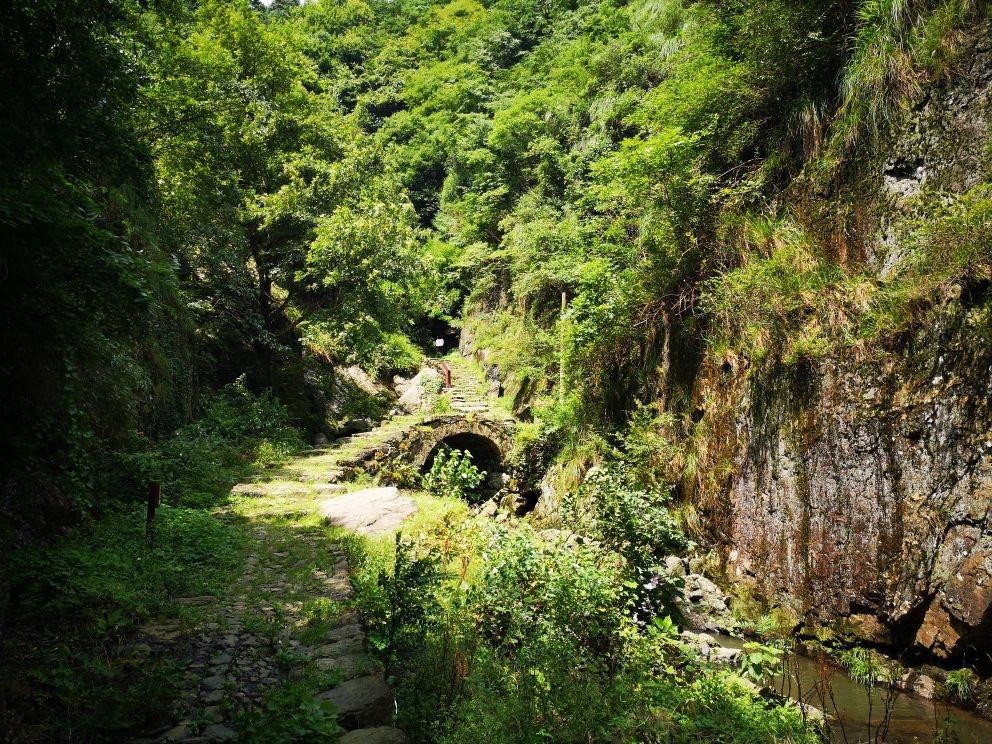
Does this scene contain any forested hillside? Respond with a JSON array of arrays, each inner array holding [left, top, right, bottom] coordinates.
[[7, 0, 990, 524], [3, 0, 992, 741]]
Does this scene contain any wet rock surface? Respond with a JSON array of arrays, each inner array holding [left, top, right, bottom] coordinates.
[[685, 25, 992, 663], [698, 118, 992, 661], [706, 301, 992, 659]]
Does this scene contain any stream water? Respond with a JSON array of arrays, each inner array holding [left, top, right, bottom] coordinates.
[[713, 635, 992, 743]]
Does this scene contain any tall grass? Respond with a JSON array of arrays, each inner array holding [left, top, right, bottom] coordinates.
[[830, 0, 988, 158], [702, 185, 992, 366]]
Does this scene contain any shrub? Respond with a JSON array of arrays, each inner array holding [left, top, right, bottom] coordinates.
[[572, 465, 689, 565], [375, 458, 423, 489], [398, 522, 815, 743], [431, 392, 454, 414], [8, 505, 244, 628], [423, 447, 485, 501], [468, 523, 627, 655], [363, 533, 445, 676], [236, 678, 341, 742], [348, 489, 818, 744], [738, 641, 784, 683], [563, 464, 690, 624], [427, 523, 628, 741]]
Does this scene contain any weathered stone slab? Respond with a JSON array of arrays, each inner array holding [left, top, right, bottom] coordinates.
[[339, 726, 408, 744], [397, 367, 441, 412], [319, 487, 417, 534], [316, 636, 366, 658], [326, 623, 364, 643], [319, 675, 394, 729]]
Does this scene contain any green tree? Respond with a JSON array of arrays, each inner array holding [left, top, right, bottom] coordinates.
[[0, 0, 193, 519]]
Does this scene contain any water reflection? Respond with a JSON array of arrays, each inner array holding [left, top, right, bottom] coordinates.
[[712, 634, 992, 743]]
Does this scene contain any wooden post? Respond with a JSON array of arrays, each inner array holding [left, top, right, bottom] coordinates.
[[146, 481, 161, 538]]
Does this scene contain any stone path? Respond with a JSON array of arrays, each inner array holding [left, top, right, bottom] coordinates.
[[138, 355, 511, 742], [441, 357, 496, 415], [139, 504, 402, 742], [440, 355, 515, 418]]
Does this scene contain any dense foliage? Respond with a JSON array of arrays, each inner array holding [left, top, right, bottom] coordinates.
[[5, 0, 989, 537], [3, 0, 991, 739], [1, 384, 300, 737], [349, 492, 820, 742]]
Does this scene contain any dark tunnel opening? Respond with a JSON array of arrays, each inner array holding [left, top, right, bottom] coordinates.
[[421, 432, 505, 502]]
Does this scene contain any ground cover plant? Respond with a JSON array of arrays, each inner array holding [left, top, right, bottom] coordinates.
[[0, 384, 302, 738]]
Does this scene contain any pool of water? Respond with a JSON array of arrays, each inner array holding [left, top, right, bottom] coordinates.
[[712, 634, 992, 743]]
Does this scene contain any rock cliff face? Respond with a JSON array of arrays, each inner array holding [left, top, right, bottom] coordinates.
[[705, 303, 992, 659], [698, 30, 992, 660]]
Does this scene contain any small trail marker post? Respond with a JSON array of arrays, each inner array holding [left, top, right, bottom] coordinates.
[[441, 361, 452, 389], [146, 481, 161, 542]]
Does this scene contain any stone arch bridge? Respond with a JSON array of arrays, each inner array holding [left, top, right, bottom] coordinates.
[[333, 414, 516, 483], [405, 415, 515, 474]]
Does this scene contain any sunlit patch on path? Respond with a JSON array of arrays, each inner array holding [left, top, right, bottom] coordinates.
[[318, 487, 417, 535]]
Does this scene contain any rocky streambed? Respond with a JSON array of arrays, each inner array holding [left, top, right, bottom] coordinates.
[[704, 632, 992, 744], [665, 554, 992, 743]]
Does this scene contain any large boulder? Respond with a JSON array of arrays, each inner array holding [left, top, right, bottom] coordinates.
[[914, 540, 992, 658], [664, 555, 688, 579], [846, 613, 892, 646], [319, 675, 394, 730], [677, 573, 734, 632], [501, 371, 538, 419], [393, 375, 412, 396], [680, 631, 743, 666], [326, 366, 394, 433], [530, 464, 563, 523], [397, 368, 442, 412]]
